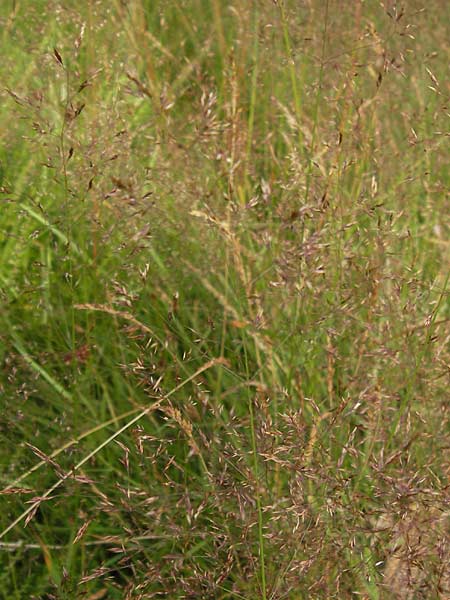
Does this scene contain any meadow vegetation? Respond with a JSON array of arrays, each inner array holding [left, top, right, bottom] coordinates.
[[0, 1, 449, 598]]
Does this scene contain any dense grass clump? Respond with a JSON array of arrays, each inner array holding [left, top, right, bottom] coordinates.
[[0, 1, 448, 598]]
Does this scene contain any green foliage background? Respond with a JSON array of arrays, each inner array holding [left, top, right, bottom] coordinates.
[[0, 1, 448, 598]]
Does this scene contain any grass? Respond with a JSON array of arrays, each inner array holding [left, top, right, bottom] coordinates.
[[0, 0, 449, 598]]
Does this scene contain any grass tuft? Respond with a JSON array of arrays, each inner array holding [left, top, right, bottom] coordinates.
[[0, 1, 449, 598]]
